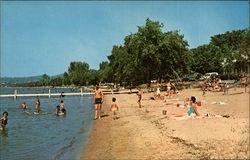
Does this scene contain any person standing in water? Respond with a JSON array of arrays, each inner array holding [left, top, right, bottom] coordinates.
[[94, 84, 104, 120], [21, 102, 27, 111], [59, 100, 65, 109], [35, 98, 41, 113], [137, 88, 143, 108], [0, 111, 8, 131], [21, 102, 31, 115]]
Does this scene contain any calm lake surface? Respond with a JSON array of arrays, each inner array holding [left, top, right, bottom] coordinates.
[[0, 88, 94, 160]]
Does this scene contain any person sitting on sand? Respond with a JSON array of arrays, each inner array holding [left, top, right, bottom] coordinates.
[[0, 111, 8, 131], [137, 88, 143, 108], [169, 96, 201, 117], [110, 97, 119, 120]]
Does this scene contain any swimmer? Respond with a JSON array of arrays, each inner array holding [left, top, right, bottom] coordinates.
[[59, 100, 66, 109], [21, 102, 31, 115], [0, 111, 8, 131], [56, 105, 61, 115], [35, 98, 41, 113], [57, 108, 67, 116]]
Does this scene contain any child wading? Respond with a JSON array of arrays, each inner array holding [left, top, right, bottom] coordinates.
[[110, 97, 119, 120]]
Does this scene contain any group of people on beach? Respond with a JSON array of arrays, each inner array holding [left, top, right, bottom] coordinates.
[[202, 75, 223, 94], [202, 72, 249, 96]]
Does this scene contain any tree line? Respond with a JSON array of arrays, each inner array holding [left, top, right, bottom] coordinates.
[[20, 18, 249, 87]]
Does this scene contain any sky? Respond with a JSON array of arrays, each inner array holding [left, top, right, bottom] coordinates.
[[1, 1, 249, 77]]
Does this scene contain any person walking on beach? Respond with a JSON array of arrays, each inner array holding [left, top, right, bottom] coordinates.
[[94, 84, 104, 120], [110, 97, 119, 120], [155, 82, 161, 99], [0, 111, 8, 131], [137, 88, 142, 108]]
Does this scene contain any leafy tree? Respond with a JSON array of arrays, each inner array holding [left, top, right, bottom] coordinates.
[[68, 62, 89, 86], [190, 44, 223, 74], [106, 18, 190, 85], [50, 77, 63, 87], [42, 74, 50, 86], [87, 69, 100, 85], [63, 72, 71, 86]]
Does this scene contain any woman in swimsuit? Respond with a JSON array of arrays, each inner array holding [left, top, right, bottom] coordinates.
[[170, 96, 201, 117], [0, 111, 8, 131]]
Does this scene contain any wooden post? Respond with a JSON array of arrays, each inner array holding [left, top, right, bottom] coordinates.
[[81, 88, 83, 96], [49, 89, 51, 98], [14, 90, 17, 99]]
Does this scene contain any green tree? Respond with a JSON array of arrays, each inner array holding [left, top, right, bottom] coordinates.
[[87, 69, 100, 85], [190, 44, 223, 74], [63, 72, 71, 86], [106, 18, 190, 85], [68, 61, 90, 86], [42, 74, 50, 86]]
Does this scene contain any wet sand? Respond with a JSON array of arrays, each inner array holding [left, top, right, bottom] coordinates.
[[82, 87, 249, 159]]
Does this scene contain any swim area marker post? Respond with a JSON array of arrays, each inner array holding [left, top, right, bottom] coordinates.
[[80, 88, 83, 96], [49, 89, 51, 98], [14, 90, 17, 99]]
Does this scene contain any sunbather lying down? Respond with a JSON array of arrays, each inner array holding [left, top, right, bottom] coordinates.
[[170, 113, 230, 120]]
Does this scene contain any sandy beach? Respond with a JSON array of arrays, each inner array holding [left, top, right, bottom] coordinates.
[[82, 87, 249, 159]]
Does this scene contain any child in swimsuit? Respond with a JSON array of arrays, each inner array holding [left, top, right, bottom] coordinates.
[[110, 97, 119, 120], [56, 105, 61, 115], [0, 111, 8, 131]]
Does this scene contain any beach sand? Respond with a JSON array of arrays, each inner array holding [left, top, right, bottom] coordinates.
[[82, 88, 249, 159]]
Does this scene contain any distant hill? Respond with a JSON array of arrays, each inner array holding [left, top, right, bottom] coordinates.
[[0, 74, 63, 84]]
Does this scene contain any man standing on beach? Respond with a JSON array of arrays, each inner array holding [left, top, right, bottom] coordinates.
[[94, 84, 104, 120]]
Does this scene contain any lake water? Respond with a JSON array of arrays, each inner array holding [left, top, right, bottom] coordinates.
[[0, 88, 94, 160]]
